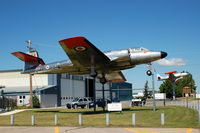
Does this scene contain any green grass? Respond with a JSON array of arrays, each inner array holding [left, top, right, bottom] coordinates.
[[0, 106, 199, 127]]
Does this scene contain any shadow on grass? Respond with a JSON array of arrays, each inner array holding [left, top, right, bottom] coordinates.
[[34, 110, 60, 113], [34, 110, 108, 115], [129, 108, 160, 112], [33, 107, 164, 115]]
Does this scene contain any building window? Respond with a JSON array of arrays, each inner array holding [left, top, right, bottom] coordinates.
[[23, 96, 25, 99], [19, 100, 22, 103], [19, 96, 22, 99], [72, 75, 83, 80], [61, 74, 71, 79]]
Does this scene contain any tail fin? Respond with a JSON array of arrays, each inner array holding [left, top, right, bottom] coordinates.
[[12, 51, 45, 72]]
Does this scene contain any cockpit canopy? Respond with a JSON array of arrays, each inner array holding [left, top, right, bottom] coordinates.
[[129, 47, 149, 53]]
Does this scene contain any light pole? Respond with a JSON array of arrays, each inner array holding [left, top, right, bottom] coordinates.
[[147, 64, 156, 111], [152, 70, 156, 111], [29, 74, 33, 108]]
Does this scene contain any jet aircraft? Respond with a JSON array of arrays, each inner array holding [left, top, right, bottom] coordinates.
[[12, 36, 167, 82], [157, 70, 188, 100], [157, 71, 188, 82]]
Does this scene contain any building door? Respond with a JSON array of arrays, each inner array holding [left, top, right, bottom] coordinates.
[[85, 78, 94, 98]]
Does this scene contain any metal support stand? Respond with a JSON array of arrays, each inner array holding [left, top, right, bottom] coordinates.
[[90, 55, 97, 112], [147, 63, 156, 111], [92, 76, 96, 112], [172, 81, 176, 100], [100, 75, 107, 111], [29, 74, 33, 108], [152, 71, 156, 111]]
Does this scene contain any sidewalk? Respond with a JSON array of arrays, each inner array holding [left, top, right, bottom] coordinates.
[[0, 109, 25, 116]]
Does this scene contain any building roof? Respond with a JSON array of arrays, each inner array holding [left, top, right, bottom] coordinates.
[[0, 85, 56, 93], [0, 69, 22, 73]]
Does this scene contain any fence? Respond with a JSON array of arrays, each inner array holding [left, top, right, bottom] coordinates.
[[145, 99, 200, 110], [7, 113, 167, 126]]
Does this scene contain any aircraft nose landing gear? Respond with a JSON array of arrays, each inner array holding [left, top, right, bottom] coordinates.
[[147, 70, 152, 76]]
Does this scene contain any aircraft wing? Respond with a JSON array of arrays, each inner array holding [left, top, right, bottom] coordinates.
[[59, 36, 110, 67], [105, 71, 126, 82]]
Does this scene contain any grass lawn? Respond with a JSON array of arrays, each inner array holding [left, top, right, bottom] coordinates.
[[0, 106, 199, 127]]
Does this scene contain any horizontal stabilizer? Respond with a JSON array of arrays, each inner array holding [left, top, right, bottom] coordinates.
[[12, 51, 45, 65], [165, 71, 177, 74], [12, 51, 45, 71]]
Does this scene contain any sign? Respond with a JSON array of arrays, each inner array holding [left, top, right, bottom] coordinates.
[[196, 94, 200, 98], [108, 103, 122, 112], [155, 93, 166, 100]]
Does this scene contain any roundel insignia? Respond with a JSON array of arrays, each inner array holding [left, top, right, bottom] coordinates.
[[45, 65, 50, 70], [74, 46, 87, 52]]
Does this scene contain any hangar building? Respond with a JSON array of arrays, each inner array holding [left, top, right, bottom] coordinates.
[[0, 69, 132, 108]]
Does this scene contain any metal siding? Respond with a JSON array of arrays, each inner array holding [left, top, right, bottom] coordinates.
[[48, 74, 57, 85], [40, 94, 57, 108], [60, 78, 85, 106], [61, 79, 72, 97], [73, 80, 85, 97]]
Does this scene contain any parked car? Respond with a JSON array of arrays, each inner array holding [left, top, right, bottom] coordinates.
[[89, 98, 111, 108], [112, 97, 120, 102], [131, 98, 146, 107], [66, 97, 92, 109]]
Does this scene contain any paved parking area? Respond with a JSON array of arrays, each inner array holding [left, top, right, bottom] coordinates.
[[0, 127, 199, 133]]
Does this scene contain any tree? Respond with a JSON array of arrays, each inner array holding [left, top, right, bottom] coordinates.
[[33, 95, 40, 108], [159, 80, 173, 98], [143, 81, 150, 99], [175, 73, 196, 91], [159, 73, 196, 98]]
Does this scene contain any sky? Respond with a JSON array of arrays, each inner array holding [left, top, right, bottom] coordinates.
[[0, 0, 200, 92]]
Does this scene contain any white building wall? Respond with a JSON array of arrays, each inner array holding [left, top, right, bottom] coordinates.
[[17, 95, 30, 106], [0, 71, 48, 87]]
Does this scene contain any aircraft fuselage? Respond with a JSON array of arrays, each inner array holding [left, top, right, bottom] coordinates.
[[26, 47, 166, 75]]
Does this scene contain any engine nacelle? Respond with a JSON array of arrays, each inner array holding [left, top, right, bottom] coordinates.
[[129, 48, 167, 65]]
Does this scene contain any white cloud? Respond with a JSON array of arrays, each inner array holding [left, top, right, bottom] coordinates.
[[156, 58, 186, 66]]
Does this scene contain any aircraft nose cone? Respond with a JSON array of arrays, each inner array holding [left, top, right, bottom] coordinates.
[[161, 51, 167, 58]]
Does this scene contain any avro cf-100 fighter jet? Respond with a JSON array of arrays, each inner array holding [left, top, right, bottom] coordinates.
[[12, 36, 167, 82]]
